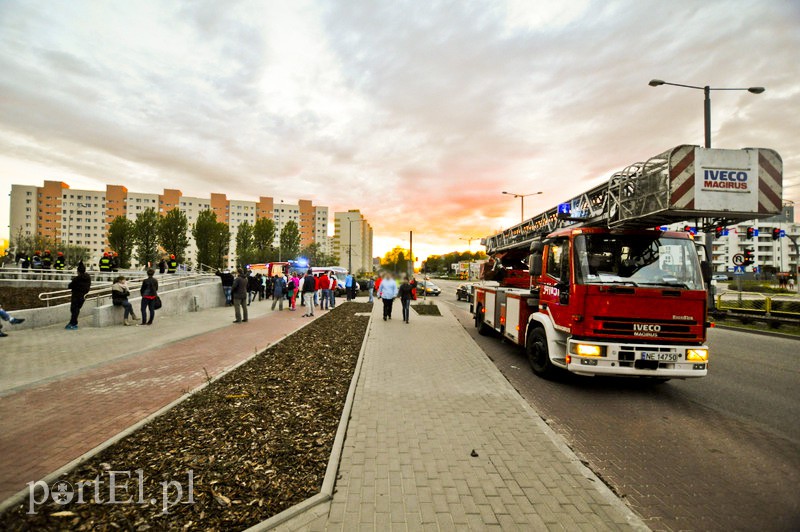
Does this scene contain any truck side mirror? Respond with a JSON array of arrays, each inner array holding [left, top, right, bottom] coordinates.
[[530, 254, 543, 277]]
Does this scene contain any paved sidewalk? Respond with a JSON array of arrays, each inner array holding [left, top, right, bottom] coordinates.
[[305, 301, 645, 531], [0, 299, 327, 502]]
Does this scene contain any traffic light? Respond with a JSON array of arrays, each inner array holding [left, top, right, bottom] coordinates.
[[715, 227, 726, 239], [746, 227, 755, 239], [743, 248, 754, 266], [772, 228, 781, 241]]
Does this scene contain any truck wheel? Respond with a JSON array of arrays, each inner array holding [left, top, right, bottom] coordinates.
[[475, 305, 493, 336], [526, 327, 555, 378]]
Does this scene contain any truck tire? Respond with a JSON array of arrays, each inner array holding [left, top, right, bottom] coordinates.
[[526, 327, 555, 378], [475, 305, 493, 336]]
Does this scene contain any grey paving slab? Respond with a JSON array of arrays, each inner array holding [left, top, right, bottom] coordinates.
[[302, 300, 646, 531]]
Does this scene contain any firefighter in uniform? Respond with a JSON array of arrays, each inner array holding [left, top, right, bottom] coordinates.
[[99, 252, 112, 272], [32, 251, 43, 269], [54, 252, 66, 271], [42, 250, 53, 270], [111, 252, 120, 272], [167, 254, 178, 274]]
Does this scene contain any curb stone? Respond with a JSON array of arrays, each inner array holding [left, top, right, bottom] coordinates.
[[244, 305, 374, 531], [0, 310, 325, 516]]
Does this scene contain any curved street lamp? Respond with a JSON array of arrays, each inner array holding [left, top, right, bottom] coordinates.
[[502, 191, 543, 223], [648, 79, 764, 148]]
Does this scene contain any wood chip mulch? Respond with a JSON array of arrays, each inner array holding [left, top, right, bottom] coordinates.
[[0, 302, 373, 531]]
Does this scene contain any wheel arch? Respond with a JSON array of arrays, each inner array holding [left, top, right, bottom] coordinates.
[[527, 313, 567, 363]]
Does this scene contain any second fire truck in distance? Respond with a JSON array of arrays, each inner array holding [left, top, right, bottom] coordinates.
[[472, 145, 783, 380]]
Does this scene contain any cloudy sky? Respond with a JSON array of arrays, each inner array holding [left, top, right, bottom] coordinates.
[[1, 0, 798, 261]]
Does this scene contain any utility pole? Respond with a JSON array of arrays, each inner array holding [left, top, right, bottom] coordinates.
[[408, 230, 413, 278]]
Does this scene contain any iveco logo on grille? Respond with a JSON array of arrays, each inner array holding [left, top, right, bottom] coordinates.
[[633, 323, 661, 337]]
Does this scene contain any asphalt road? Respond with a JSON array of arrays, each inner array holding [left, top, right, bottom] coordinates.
[[433, 278, 800, 531]]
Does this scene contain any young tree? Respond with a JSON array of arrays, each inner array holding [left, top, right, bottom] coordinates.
[[252, 217, 276, 262], [279, 220, 301, 261], [133, 208, 161, 267], [235, 220, 254, 267], [158, 208, 190, 262], [193, 210, 225, 270], [108, 216, 135, 268], [212, 222, 231, 269], [381, 246, 411, 273]]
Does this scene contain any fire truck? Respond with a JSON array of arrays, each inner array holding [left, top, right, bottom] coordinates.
[[472, 145, 783, 379]]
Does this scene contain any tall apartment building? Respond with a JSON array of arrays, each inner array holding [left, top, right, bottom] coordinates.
[[8, 180, 330, 268], [332, 210, 374, 273]]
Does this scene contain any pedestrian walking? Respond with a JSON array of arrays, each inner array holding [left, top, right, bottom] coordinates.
[[112, 276, 138, 326], [66, 262, 91, 330], [345, 273, 355, 301], [314, 273, 321, 307], [0, 304, 25, 337], [378, 273, 397, 321], [319, 271, 331, 310], [232, 268, 248, 323], [140, 268, 159, 326], [367, 277, 375, 303], [247, 271, 260, 305], [301, 272, 316, 317], [374, 274, 383, 303], [409, 276, 418, 300], [271, 272, 287, 311], [329, 274, 337, 308], [398, 276, 413, 323], [215, 269, 234, 305]]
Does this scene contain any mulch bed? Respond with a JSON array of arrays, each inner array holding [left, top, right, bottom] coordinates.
[[0, 286, 48, 311], [0, 303, 372, 531], [412, 302, 442, 316]]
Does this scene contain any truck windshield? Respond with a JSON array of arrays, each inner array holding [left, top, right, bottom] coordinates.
[[573, 234, 704, 290]]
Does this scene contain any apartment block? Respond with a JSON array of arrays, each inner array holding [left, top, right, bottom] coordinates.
[[8, 181, 332, 268], [332, 210, 374, 273]]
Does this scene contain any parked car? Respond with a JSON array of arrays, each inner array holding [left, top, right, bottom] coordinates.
[[456, 283, 473, 302], [417, 280, 441, 296], [711, 274, 730, 282]]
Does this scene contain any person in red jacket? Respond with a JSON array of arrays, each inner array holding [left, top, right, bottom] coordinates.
[[318, 272, 331, 310], [374, 274, 383, 303]]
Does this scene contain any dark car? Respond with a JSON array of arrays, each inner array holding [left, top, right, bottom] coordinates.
[[456, 283, 472, 302]]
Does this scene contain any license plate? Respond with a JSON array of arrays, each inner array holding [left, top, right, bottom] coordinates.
[[640, 352, 678, 362]]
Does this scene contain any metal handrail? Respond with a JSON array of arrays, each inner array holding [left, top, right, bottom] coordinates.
[[37, 272, 218, 306]]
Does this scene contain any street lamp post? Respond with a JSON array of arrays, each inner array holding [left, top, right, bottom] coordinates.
[[649, 79, 765, 312], [502, 191, 543, 223], [347, 218, 359, 274], [460, 236, 480, 280]]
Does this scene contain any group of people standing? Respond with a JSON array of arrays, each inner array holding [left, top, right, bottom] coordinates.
[[13, 250, 67, 271]]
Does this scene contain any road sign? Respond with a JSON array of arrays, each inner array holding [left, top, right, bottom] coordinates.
[[780, 229, 786, 238], [733, 266, 744, 274], [732, 254, 745, 266], [754, 228, 760, 237]]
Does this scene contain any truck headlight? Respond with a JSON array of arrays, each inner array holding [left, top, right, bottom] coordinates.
[[686, 348, 708, 362], [575, 344, 604, 357]]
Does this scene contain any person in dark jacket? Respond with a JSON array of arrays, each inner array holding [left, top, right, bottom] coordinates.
[[54, 251, 66, 271], [167, 254, 178, 274], [231, 269, 248, 323], [140, 269, 159, 325], [247, 272, 260, 305], [271, 273, 287, 311], [111, 276, 137, 325], [99, 252, 112, 272], [398, 276, 414, 323], [215, 269, 234, 305], [301, 272, 316, 317], [42, 250, 53, 270], [66, 262, 91, 330], [158, 259, 167, 274]]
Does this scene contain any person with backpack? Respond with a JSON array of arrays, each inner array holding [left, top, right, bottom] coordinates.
[[111, 276, 137, 326], [271, 272, 287, 311], [398, 276, 414, 324], [140, 268, 159, 326], [231, 268, 248, 323], [66, 262, 91, 330]]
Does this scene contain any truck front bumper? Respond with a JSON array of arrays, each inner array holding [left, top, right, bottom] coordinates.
[[565, 338, 708, 379]]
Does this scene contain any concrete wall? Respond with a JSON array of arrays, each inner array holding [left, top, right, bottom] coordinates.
[[7, 281, 225, 330], [92, 281, 225, 327]]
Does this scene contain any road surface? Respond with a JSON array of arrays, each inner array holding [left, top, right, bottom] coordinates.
[[434, 278, 800, 531]]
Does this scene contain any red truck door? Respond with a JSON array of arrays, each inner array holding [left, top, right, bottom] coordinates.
[[540, 238, 572, 331]]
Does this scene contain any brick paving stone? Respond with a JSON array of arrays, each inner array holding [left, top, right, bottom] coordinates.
[[0, 301, 328, 502]]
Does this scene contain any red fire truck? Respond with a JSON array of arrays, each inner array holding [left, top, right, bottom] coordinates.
[[472, 145, 783, 379]]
